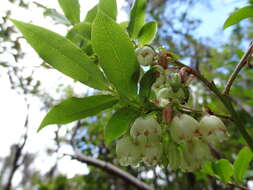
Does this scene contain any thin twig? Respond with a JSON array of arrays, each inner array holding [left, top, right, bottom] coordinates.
[[4, 98, 29, 190], [64, 153, 154, 190], [223, 41, 253, 95], [179, 105, 232, 120], [208, 143, 222, 159]]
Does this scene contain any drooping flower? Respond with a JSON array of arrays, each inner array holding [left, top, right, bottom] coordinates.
[[169, 114, 199, 143], [198, 115, 229, 144], [130, 117, 162, 146]]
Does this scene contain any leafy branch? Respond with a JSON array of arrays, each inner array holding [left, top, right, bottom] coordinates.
[[11, 0, 253, 186]]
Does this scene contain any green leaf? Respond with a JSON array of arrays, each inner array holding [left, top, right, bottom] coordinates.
[[67, 21, 91, 41], [233, 147, 253, 184], [223, 6, 253, 29], [66, 22, 92, 54], [139, 68, 157, 102], [98, 0, 117, 20], [58, 0, 80, 25], [12, 20, 109, 90], [119, 21, 129, 30], [85, 5, 98, 23], [212, 159, 233, 184], [92, 10, 139, 98], [201, 161, 217, 177], [105, 107, 140, 145], [138, 21, 157, 45], [39, 95, 118, 131], [127, 0, 147, 39]]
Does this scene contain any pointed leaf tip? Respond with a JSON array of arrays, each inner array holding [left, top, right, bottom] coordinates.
[[223, 6, 253, 29], [12, 19, 109, 90]]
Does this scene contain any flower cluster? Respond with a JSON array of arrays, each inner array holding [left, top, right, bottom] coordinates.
[[115, 46, 229, 171], [168, 114, 229, 171], [135, 46, 190, 108]]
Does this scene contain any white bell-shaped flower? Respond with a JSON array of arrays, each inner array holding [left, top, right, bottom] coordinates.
[[167, 143, 184, 170], [130, 117, 161, 146], [198, 115, 229, 144], [168, 72, 182, 91], [143, 143, 163, 165], [116, 136, 143, 166], [169, 114, 199, 143], [181, 138, 213, 171]]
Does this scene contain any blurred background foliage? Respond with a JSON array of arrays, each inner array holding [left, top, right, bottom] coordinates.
[[1, 0, 253, 189]]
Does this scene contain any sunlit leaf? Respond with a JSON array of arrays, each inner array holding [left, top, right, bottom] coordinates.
[[138, 21, 157, 45], [98, 0, 117, 20], [92, 10, 139, 98], [212, 159, 233, 184], [105, 107, 140, 145], [39, 95, 118, 130], [12, 20, 109, 90], [67, 21, 91, 41], [201, 161, 217, 177], [223, 6, 253, 29], [127, 0, 147, 39], [233, 147, 253, 184], [58, 0, 80, 25], [119, 21, 129, 30], [85, 5, 98, 23], [66, 21, 93, 54]]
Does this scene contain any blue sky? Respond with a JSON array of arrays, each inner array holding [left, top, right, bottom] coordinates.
[[191, 0, 249, 39]]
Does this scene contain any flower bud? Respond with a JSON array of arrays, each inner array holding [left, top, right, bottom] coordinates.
[[163, 105, 173, 123], [130, 117, 161, 146], [135, 46, 155, 66], [198, 115, 229, 144], [169, 114, 199, 143], [143, 143, 163, 165], [156, 87, 185, 104], [168, 72, 181, 92]]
